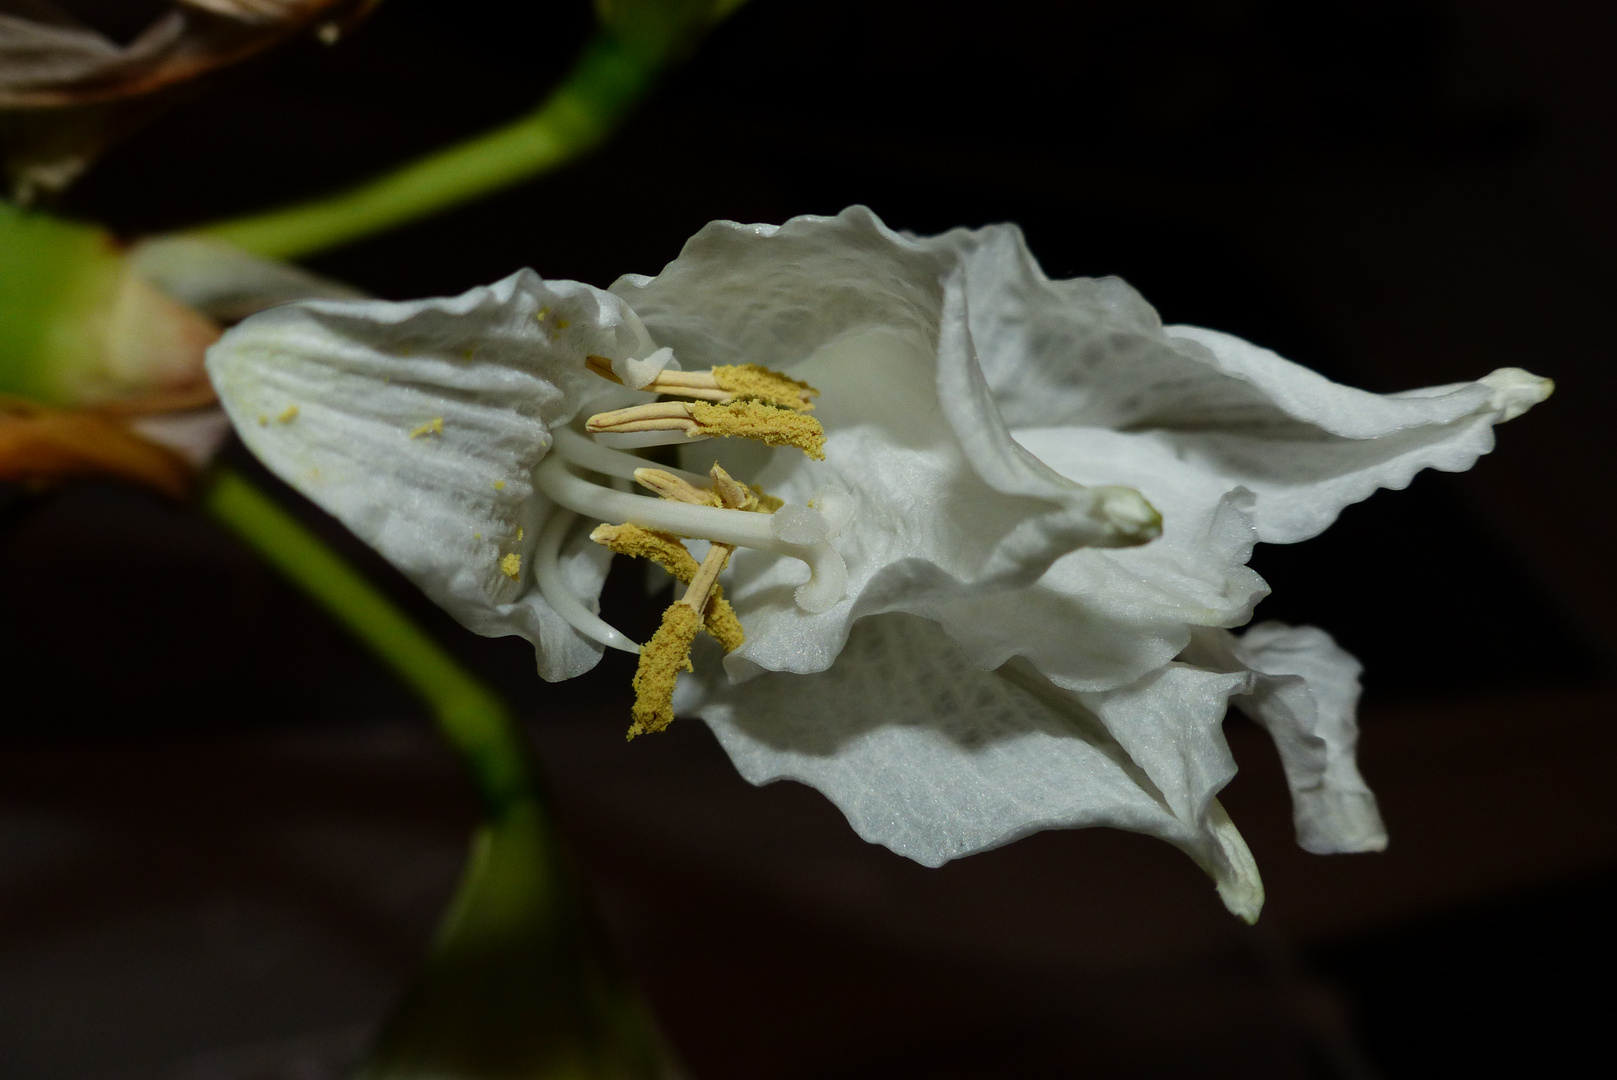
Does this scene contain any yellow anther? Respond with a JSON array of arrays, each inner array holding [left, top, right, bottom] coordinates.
[[584, 356, 817, 412], [633, 467, 720, 506], [585, 400, 698, 435], [591, 522, 700, 579], [276, 405, 299, 423], [703, 594, 746, 652], [590, 522, 746, 651], [749, 485, 784, 513], [690, 400, 825, 459], [584, 400, 824, 458], [409, 417, 444, 439], [708, 463, 750, 509], [629, 603, 701, 739], [711, 364, 818, 411], [500, 552, 521, 580]]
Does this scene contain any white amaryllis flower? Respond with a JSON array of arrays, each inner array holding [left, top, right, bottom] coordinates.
[[205, 206, 1550, 921]]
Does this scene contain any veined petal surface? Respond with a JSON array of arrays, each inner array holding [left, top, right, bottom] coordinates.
[[611, 207, 1161, 679], [206, 269, 653, 680], [677, 612, 1264, 920]]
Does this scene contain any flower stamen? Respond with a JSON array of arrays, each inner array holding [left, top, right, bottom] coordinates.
[[632, 466, 721, 506], [585, 356, 817, 411], [589, 522, 746, 651], [624, 464, 757, 738], [586, 400, 825, 459]]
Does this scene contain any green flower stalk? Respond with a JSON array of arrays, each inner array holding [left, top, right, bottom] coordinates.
[[206, 467, 678, 1079], [196, 0, 751, 261]]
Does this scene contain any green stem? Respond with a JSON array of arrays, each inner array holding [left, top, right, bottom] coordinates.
[[203, 466, 679, 1077], [192, 33, 658, 261], [201, 464, 530, 817]]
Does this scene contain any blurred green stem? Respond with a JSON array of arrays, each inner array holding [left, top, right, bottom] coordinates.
[[203, 466, 676, 1078], [203, 464, 528, 815], [194, 33, 656, 261]]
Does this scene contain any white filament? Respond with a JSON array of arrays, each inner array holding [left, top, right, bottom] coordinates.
[[533, 508, 641, 655], [533, 454, 848, 614]]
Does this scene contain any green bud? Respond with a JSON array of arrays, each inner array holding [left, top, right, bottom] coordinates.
[[0, 201, 217, 408]]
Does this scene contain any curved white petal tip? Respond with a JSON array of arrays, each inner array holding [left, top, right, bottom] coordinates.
[[1480, 367, 1554, 422]]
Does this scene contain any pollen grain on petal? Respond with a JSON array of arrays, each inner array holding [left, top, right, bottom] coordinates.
[[276, 405, 299, 423], [629, 603, 701, 739], [409, 417, 445, 439], [690, 400, 825, 459]]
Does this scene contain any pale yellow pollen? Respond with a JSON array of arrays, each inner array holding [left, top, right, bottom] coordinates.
[[500, 552, 521, 580], [749, 485, 784, 513], [535, 306, 549, 322], [493, 480, 506, 490], [628, 603, 701, 739], [590, 523, 745, 651], [591, 523, 701, 580], [711, 364, 818, 412], [585, 400, 824, 458], [409, 417, 444, 439], [702, 590, 746, 652], [583, 355, 818, 412], [276, 405, 299, 423], [554, 318, 570, 330], [690, 400, 825, 459]]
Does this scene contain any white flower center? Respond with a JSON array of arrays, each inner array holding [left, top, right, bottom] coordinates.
[[528, 383, 848, 660]]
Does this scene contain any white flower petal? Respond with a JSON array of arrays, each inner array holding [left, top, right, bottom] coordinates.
[[1184, 622, 1387, 854], [681, 612, 1264, 920], [924, 218, 1551, 543], [612, 207, 1159, 677], [206, 269, 654, 680], [940, 427, 1268, 692]]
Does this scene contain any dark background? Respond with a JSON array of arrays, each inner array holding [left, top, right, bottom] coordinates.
[[3, 1, 1614, 1077]]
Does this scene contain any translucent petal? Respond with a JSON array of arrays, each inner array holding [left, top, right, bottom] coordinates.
[[1184, 623, 1387, 854], [928, 219, 1551, 543], [680, 612, 1264, 921], [612, 207, 1160, 677], [206, 269, 654, 680]]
